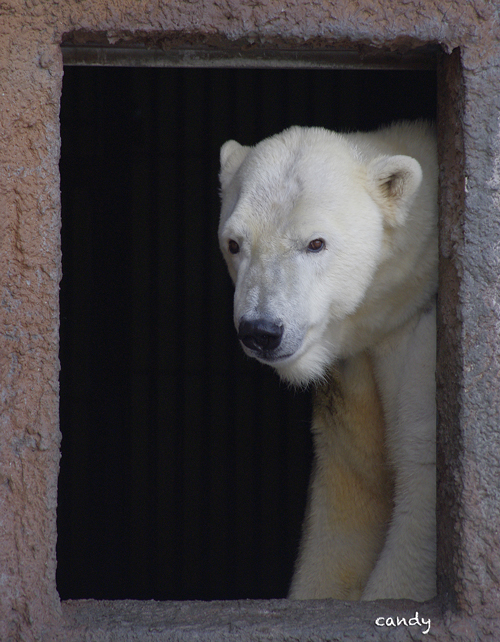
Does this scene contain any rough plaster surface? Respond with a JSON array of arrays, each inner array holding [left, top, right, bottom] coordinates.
[[1, 0, 500, 640], [436, 48, 466, 612], [458, 75, 500, 618], [57, 599, 444, 641]]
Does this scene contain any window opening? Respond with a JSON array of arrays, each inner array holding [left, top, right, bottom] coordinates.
[[57, 65, 436, 601]]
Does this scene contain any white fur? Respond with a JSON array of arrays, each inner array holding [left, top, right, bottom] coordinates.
[[219, 122, 438, 601]]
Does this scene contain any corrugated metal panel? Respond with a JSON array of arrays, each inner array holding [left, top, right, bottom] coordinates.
[[57, 66, 436, 600]]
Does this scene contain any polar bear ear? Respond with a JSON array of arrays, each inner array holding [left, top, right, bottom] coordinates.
[[220, 140, 250, 190], [367, 155, 423, 227]]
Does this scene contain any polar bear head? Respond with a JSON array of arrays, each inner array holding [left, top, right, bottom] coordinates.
[[219, 125, 436, 386]]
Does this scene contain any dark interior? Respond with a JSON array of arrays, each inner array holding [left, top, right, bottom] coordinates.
[[57, 65, 436, 601]]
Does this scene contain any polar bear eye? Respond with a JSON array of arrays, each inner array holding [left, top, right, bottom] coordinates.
[[228, 239, 240, 254], [307, 238, 325, 252]]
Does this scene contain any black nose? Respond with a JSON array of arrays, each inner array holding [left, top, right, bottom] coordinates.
[[238, 318, 284, 352]]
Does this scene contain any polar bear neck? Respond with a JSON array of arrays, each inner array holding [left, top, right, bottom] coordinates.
[[335, 222, 438, 357]]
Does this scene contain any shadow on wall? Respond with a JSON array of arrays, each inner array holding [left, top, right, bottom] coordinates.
[[57, 66, 436, 601]]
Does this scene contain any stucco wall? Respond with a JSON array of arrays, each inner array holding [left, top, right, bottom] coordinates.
[[1, 1, 499, 640]]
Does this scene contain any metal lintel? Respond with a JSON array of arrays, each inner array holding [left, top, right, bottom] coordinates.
[[61, 45, 437, 70]]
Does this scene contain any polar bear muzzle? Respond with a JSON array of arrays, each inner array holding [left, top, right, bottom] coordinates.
[[238, 317, 284, 355]]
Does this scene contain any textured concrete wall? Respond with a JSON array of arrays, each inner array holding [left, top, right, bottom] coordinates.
[[1, 0, 499, 640]]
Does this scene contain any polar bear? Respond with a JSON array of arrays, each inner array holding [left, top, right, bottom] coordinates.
[[218, 121, 437, 602]]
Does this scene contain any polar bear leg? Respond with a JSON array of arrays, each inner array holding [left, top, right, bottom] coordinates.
[[362, 304, 436, 601], [290, 351, 394, 599]]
